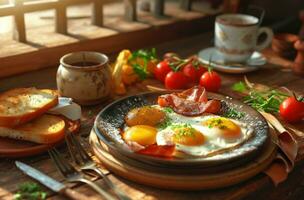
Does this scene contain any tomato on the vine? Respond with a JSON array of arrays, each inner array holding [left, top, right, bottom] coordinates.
[[196, 65, 208, 78], [279, 96, 304, 123], [182, 64, 197, 82], [199, 71, 221, 92], [182, 63, 207, 83], [154, 61, 172, 82], [165, 71, 189, 90]]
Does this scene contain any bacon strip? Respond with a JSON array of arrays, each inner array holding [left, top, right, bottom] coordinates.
[[138, 144, 175, 158], [158, 86, 221, 116]]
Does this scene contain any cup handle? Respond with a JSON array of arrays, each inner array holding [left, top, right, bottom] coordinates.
[[255, 27, 273, 51]]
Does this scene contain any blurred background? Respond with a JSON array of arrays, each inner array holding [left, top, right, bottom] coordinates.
[[0, 0, 303, 78], [0, 0, 303, 38]]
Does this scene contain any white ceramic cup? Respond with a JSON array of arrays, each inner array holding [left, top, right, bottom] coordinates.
[[215, 14, 273, 63]]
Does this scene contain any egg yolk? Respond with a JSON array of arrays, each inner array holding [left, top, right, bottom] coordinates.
[[202, 117, 241, 139], [172, 126, 205, 146], [123, 125, 157, 146], [125, 106, 166, 127]]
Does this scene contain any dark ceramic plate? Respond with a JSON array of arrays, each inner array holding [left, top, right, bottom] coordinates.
[[94, 92, 269, 167]]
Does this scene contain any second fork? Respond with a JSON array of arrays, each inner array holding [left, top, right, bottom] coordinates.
[[48, 148, 116, 200], [65, 131, 132, 200]]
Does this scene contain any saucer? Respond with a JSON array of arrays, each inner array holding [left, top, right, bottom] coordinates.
[[198, 47, 267, 74]]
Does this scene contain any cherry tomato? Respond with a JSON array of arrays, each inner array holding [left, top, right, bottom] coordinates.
[[279, 96, 304, 123], [199, 71, 221, 92], [182, 64, 197, 82], [154, 61, 172, 82], [182, 63, 207, 83], [196, 65, 208, 77], [165, 71, 189, 90]]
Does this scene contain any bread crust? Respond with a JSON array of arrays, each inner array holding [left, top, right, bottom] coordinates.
[[0, 88, 58, 127], [0, 114, 66, 144]]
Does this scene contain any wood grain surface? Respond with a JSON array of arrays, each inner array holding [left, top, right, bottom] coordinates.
[[0, 32, 303, 200]]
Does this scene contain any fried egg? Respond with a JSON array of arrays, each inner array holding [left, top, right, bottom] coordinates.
[[123, 105, 253, 157], [123, 125, 157, 146]]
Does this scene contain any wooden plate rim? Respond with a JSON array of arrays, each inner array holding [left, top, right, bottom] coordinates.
[[90, 129, 277, 190]]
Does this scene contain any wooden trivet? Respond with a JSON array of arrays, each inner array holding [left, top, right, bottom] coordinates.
[[90, 129, 277, 190]]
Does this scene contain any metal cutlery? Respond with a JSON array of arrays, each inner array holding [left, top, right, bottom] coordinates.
[[48, 148, 116, 200], [65, 131, 132, 200], [15, 161, 89, 200]]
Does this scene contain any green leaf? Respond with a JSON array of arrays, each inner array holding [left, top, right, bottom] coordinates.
[[223, 107, 245, 119], [151, 48, 157, 58], [232, 81, 247, 93], [131, 63, 148, 80], [157, 115, 172, 130], [128, 48, 158, 80], [129, 48, 158, 61], [14, 182, 47, 200], [163, 107, 173, 113]]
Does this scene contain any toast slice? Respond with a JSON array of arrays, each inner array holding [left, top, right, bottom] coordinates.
[[0, 114, 65, 144], [0, 88, 58, 127]]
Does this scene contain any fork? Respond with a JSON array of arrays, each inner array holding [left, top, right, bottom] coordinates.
[[48, 148, 116, 200], [65, 131, 132, 200]]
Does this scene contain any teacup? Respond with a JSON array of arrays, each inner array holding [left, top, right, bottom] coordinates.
[[57, 51, 112, 105], [215, 14, 273, 63]]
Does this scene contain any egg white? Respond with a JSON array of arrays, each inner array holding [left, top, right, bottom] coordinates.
[[124, 105, 254, 157], [155, 108, 254, 157]]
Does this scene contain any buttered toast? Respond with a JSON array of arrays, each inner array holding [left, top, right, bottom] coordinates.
[[0, 114, 65, 144], [0, 88, 58, 127]]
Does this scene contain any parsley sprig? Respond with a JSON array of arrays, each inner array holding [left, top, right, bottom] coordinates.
[[14, 182, 47, 200], [129, 48, 157, 61], [128, 48, 158, 80], [232, 81, 247, 93], [131, 63, 148, 80], [232, 81, 289, 113], [243, 90, 289, 113]]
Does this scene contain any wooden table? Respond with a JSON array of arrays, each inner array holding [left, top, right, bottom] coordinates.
[[0, 32, 304, 200]]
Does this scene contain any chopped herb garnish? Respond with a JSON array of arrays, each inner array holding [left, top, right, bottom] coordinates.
[[205, 118, 227, 129], [157, 107, 174, 129], [14, 182, 47, 200], [170, 123, 196, 138], [163, 107, 173, 113], [158, 115, 172, 130], [223, 107, 245, 119], [87, 110, 94, 117]]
